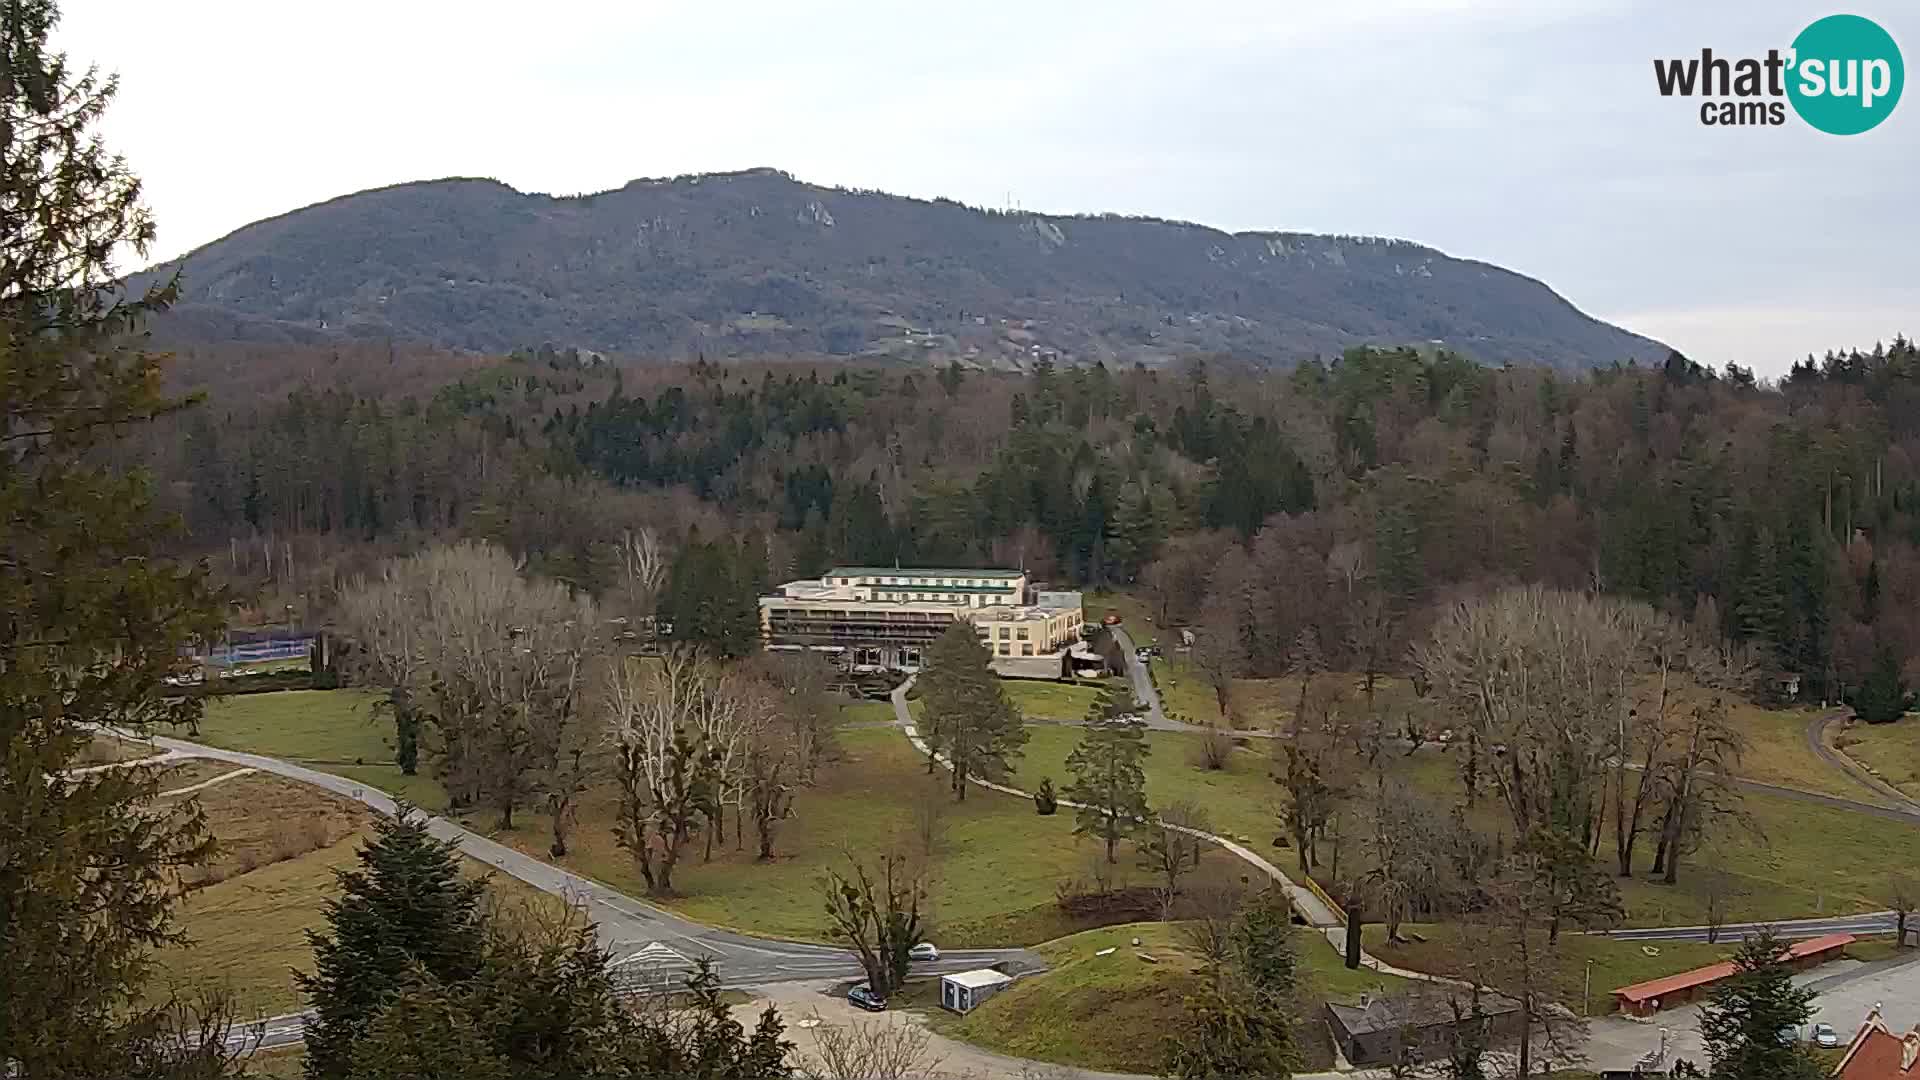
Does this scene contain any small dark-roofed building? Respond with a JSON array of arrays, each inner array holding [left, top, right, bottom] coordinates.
[[1325, 989, 1524, 1067]]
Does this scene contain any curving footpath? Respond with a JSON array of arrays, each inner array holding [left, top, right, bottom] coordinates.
[[887, 679, 1451, 989], [119, 730, 1034, 1051]]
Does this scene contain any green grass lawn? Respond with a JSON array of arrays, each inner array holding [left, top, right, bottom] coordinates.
[[1384, 745, 1920, 927], [1007, 724, 1281, 847], [836, 700, 896, 726], [1011, 720, 1920, 928], [190, 690, 447, 809], [184, 691, 1918, 938], [1696, 696, 1885, 804], [1368, 923, 1784, 1016], [926, 920, 1407, 1074], [1147, 657, 1421, 732], [483, 727, 1225, 946], [1836, 718, 1920, 800], [1001, 678, 1108, 720]]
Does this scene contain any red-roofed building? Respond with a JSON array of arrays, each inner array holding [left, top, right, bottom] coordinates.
[[1609, 934, 1855, 1018], [1831, 1007, 1920, 1080]]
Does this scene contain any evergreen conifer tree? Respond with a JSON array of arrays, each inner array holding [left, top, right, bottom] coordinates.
[[297, 807, 487, 1078], [1698, 931, 1823, 1080], [917, 622, 1026, 800], [1, 3, 236, 1073], [1064, 681, 1151, 862], [1853, 642, 1909, 724]]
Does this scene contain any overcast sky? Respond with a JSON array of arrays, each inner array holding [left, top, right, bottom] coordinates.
[[56, 0, 1916, 377]]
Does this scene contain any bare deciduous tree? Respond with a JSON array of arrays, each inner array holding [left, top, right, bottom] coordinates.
[[751, 650, 842, 784], [1415, 586, 1640, 851], [745, 736, 795, 861], [1175, 882, 1247, 984], [605, 649, 718, 894], [608, 526, 667, 626], [797, 1014, 942, 1080], [819, 851, 926, 995], [1889, 872, 1916, 948], [338, 541, 603, 836], [1188, 606, 1246, 726]]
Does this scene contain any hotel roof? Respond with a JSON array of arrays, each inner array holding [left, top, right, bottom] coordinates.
[[826, 567, 1025, 580]]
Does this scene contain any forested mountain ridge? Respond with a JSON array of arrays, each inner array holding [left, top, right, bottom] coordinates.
[[138, 167, 1664, 370]]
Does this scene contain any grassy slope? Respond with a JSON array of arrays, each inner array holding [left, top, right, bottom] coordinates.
[[152, 825, 567, 1017], [1373, 746, 1920, 926], [151, 829, 366, 1015], [929, 921, 1408, 1074], [1836, 718, 1920, 800], [1083, 590, 1160, 644]]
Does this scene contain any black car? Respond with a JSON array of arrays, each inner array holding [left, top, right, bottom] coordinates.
[[847, 984, 887, 1012]]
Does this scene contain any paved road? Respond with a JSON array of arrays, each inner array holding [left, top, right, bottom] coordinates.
[[1595, 913, 1900, 943], [1807, 711, 1920, 817], [1111, 626, 1276, 736], [134, 733, 1037, 1049]]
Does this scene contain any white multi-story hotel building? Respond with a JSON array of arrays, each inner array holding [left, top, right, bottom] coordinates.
[[759, 566, 1084, 674]]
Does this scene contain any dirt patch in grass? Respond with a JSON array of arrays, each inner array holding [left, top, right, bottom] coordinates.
[[180, 773, 370, 888], [152, 759, 254, 793]]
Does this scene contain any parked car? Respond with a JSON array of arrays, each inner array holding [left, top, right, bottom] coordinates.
[[1812, 1023, 1841, 1049], [908, 942, 940, 962], [1777, 1024, 1800, 1046], [847, 984, 887, 1012]]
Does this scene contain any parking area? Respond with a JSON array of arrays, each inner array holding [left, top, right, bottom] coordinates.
[[1585, 952, 1920, 1073]]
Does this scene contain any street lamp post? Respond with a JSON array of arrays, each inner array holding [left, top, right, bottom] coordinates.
[[1584, 959, 1593, 1017]]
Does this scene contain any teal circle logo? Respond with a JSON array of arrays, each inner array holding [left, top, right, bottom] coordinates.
[[1788, 14, 1903, 134]]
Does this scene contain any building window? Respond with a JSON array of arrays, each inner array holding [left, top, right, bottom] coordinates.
[[1017, 628, 1029, 640], [1021, 644, 1034, 656], [997, 627, 1009, 639]]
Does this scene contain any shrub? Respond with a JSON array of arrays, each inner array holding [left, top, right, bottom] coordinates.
[[1034, 776, 1059, 815], [270, 824, 307, 863], [1191, 728, 1231, 771], [302, 813, 337, 850]]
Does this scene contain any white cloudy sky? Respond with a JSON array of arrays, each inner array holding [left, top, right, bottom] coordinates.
[[56, 0, 1916, 376]]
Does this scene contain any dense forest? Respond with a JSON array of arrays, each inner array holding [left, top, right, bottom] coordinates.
[[142, 336, 1920, 701]]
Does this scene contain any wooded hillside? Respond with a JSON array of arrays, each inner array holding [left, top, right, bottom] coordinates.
[[143, 338, 1920, 700]]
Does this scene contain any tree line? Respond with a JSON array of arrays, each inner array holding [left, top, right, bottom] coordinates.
[[141, 323, 1920, 708]]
